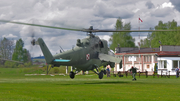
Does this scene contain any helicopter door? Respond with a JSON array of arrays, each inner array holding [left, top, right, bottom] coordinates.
[[99, 40, 108, 54]]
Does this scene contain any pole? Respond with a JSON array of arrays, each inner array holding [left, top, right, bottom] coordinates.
[[47, 64, 49, 75], [138, 42, 140, 70], [66, 66, 68, 74], [71, 66, 73, 71], [138, 16, 141, 71], [132, 56, 134, 67], [139, 15, 140, 40]]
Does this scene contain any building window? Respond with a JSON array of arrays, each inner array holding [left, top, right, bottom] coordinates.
[[158, 60, 167, 69], [173, 61, 178, 68], [164, 61, 167, 68], [154, 55, 158, 62], [125, 56, 128, 62], [144, 55, 151, 62], [144, 56, 147, 62], [128, 56, 136, 62]]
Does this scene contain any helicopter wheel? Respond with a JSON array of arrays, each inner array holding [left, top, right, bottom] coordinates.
[[69, 71, 75, 79], [98, 71, 104, 79], [103, 70, 106, 75]]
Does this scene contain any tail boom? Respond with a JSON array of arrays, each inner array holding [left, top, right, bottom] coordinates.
[[37, 38, 54, 64]]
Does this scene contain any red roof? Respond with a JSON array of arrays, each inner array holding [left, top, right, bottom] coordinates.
[[115, 48, 159, 55], [157, 51, 180, 57]]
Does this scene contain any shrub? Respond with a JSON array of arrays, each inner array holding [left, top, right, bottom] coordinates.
[[24, 62, 32, 67], [4, 61, 18, 68], [154, 63, 157, 72], [53, 67, 60, 74], [18, 64, 24, 68]]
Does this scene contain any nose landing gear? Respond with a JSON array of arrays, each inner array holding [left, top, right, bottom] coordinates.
[[69, 71, 75, 79]]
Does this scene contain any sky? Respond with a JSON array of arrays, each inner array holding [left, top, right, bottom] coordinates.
[[0, 0, 180, 57]]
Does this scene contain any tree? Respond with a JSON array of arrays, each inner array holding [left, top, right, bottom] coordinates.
[[140, 29, 152, 48], [150, 20, 179, 48], [12, 38, 31, 63], [0, 37, 14, 60], [110, 18, 135, 50]]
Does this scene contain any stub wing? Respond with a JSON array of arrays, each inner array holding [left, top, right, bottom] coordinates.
[[98, 53, 121, 63]]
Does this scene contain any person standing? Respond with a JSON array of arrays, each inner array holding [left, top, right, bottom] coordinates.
[[129, 66, 138, 81], [109, 65, 111, 77], [175, 67, 179, 78], [106, 65, 111, 77]]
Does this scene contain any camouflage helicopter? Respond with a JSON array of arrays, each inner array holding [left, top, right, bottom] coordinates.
[[0, 20, 176, 79]]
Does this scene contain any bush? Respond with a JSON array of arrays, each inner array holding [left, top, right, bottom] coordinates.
[[18, 64, 24, 68], [4, 61, 18, 68], [24, 62, 32, 67], [154, 63, 157, 72], [53, 67, 60, 74]]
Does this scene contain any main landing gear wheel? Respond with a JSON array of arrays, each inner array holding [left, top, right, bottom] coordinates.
[[98, 71, 104, 79], [103, 70, 106, 75], [69, 71, 75, 79]]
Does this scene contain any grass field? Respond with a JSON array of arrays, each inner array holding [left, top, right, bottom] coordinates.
[[0, 68, 180, 101]]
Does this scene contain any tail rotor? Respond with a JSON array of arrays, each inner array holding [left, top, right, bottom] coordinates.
[[31, 32, 36, 46]]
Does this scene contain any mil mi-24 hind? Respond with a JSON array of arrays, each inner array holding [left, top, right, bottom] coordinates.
[[0, 20, 177, 79], [36, 31, 120, 79]]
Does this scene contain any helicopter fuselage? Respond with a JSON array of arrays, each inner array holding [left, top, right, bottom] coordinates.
[[52, 36, 109, 71]]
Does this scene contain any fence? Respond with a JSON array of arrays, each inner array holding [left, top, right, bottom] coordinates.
[[112, 70, 171, 78]]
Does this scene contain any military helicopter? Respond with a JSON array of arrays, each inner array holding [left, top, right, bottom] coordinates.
[[0, 20, 176, 79], [34, 26, 121, 79]]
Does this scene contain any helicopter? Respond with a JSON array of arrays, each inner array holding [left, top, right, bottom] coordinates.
[[0, 20, 177, 79], [33, 26, 121, 79]]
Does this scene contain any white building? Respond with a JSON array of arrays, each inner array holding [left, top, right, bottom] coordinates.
[[157, 46, 180, 75], [115, 45, 180, 75], [115, 47, 159, 75]]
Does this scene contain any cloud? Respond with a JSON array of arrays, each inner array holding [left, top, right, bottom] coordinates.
[[151, 7, 174, 17], [160, 2, 174, 8], [0, 0, 180, 57], [146, 1, 155, 9], [2, 34, 17, 38], [169, 0, 180, 12], [93, 0, 134, 19]]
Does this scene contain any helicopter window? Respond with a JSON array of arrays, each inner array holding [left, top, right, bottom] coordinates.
[[76, 39, 82, 47], [99, 41, 104, 48], [85, 42, 89, 45]]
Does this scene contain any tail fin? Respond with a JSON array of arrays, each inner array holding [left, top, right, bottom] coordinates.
[[37, 38, 54, 64]]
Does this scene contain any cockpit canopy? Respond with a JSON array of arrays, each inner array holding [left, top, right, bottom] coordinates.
[[76, 38, 90, 47]]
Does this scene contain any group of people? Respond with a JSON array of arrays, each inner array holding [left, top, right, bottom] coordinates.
[[106, 65, 138, 81], [105, 65, 180, 80]]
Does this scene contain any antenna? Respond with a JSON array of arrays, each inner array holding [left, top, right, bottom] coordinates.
[[59, 46, 64, 52]]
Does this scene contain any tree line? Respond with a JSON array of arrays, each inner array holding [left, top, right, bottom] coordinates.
[[110, 18, 180, 50], [0, 38, 31, 67]]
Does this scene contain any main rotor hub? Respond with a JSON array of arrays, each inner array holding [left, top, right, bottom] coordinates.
[[89, 26, 93, 30], [87, 26, 95, 38]]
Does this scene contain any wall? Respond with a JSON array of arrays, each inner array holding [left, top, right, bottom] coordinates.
[[157, 57, 180, 75], [115, 53, 158, 75]]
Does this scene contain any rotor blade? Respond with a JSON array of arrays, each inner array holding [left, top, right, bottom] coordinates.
[[84, 29, 178, 32], [0, 20, 178, 32], [0, 20, 83, 31]]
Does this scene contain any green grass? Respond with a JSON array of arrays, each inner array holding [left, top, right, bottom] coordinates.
[[0, 68, 180, 101]]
